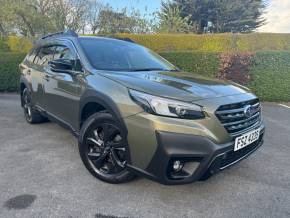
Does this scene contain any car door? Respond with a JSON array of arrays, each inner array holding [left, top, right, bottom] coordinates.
[[43, 41, 83, 131], [20, 48, 39, 101], [29, 46, 55, 108]]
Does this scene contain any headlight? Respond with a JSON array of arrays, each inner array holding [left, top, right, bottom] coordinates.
[[129, 89, 205, 119]]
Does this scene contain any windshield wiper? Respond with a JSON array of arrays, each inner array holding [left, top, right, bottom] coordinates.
[[128, 68, 166, 72], [167, 69, 180, 72], [129, 68, 179, 72]]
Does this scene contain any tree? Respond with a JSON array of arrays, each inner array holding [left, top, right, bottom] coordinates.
[[212, 0, 266, 33], [0, 0, 90, 36], [96, 7, 128, 34], [0, 0, 13, 36], [87, 0, 103, 34], [0, 0, 157, 36], [33, 0, 56, 35], [157, 1, 193, 33], [171, 0, 266, 33], [10, 0, 40, 36], [96, 6, 151, 34], [49, 0, 89, 32]]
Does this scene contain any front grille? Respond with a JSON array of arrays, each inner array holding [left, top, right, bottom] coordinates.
[[215, 99, 261, 136], [220, 134, 263, 169]]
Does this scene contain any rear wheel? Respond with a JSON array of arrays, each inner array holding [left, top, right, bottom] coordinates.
[[79, 112, 135, 184], [22, 88, 46, 124]]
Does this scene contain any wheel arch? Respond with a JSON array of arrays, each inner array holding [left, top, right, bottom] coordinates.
[[79, 89, 131, 164], [79, 89, 128, 135]]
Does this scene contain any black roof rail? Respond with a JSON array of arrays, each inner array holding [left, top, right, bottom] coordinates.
[[114, 37, 135, 43], [41, 29, 78, 40]]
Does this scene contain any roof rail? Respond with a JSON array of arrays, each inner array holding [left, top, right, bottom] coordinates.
[[113, 37, 135, 43], [41, 29, 78, 40]]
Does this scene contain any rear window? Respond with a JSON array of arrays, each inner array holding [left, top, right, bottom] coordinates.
[[26, 48, 38, 63], [54, 45, 76, 60], [34, 46, 55, 66]]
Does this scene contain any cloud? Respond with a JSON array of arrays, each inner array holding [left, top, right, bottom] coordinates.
[[258, 0, 290, 33]]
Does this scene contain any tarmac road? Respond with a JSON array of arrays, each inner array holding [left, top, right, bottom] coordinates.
[[0, 94, 290, 218]]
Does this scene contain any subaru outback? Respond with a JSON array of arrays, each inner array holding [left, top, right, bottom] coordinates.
[[19, 30, 265, 185]]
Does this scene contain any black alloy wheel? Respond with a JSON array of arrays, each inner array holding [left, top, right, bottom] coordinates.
[[22, 88, 33, 122], [22, 88, 46, 124], [86, 123, 126, 175], [79, 112, 134, 183]]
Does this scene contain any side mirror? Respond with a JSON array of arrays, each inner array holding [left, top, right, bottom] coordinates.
[[48, 59, 74, 73], [75, 59, 83, 72]]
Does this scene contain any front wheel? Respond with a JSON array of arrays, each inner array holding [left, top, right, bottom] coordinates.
[[79, 112, 135, 184]]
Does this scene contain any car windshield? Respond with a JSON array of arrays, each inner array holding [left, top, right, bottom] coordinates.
[[79, 37, 178, 72]]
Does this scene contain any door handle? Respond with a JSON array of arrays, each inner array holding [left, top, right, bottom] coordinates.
[[44, 74, 51, 81]]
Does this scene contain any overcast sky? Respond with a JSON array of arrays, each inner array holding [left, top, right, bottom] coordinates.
[[258, 0, 290, 33], [102, 0, 290, 33]]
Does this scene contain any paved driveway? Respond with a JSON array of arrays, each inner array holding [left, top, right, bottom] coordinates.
[[0, 94, 290, 218]]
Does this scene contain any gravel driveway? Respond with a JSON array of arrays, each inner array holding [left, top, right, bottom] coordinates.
[[0, 94, 290, 218]]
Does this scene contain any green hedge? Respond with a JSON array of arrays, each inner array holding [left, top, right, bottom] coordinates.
[[115, 33, 290, 52], [1, 51, 290, 102], [159, 51, 219, 78], [115, 33, 232, 52], [2, 33, 290, 53], [249, 51, 290, 102], [0, 38, 9, 51], [236, 33, 290, 51], [0, 52, 26, 92]]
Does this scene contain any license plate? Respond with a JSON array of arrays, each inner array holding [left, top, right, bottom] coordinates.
[[234, 129, 260, 151]]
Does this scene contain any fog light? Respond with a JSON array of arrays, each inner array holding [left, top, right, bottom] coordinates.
[[173, 160, 184, 172]]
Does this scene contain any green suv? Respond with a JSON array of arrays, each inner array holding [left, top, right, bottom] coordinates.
[[20, 30, 265, 185]]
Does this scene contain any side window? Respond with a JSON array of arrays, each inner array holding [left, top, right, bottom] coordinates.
[[34, 46, 55, 66], [26, 48, 38, 63], [54, 46, 75, 61]]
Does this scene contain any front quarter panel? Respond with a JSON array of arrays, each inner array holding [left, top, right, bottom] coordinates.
[[79, 73, 143, 127]]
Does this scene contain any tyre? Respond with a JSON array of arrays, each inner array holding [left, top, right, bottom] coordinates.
[[22, 88, 46, 124], [79, 112, 135, 184]]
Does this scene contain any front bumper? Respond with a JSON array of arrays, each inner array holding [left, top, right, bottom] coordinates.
[[127, 124, 265, 185]]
